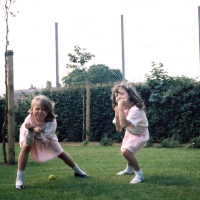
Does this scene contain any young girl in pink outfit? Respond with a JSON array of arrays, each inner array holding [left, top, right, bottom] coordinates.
[[111, 82, 149, 184], [16, 95, 89, 189]]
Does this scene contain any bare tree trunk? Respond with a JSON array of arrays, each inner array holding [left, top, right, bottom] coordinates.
[[7, 50, 15, 164], [1, 0, 17, 164]]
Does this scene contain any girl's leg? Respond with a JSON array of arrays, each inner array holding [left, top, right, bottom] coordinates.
[[121, 149, 140, 171], [121, 148, 144, 184], [58, 151, 89, 178], [16, 143, 31, 189], [18, 143, 32, 170], [57, 151, 76, 168], [117, 148, 135, 175]]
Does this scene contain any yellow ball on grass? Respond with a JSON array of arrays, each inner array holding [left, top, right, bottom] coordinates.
[[48, 175, 56, 180]]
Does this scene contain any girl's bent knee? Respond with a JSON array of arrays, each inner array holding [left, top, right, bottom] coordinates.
[[121, 148, 131, 157], [21, 144, 31, 152]]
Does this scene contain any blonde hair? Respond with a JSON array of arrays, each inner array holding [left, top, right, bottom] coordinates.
[[28, 95, 56, 122]]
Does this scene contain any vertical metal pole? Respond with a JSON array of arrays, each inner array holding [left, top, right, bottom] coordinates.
[[121, 15, 125, 81], [55, 22, 60, 88], [198, 7, 200, 66], [86, 83, 90, 141], [6, 50, 15, 164], [83, 92, 85, 140]]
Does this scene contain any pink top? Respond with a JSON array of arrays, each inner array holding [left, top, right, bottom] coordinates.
[[125, 106, 148, 135], [19, 114, 63, 163]]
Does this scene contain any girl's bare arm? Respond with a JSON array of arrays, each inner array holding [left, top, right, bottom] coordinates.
[[114, 107, 123, 132]]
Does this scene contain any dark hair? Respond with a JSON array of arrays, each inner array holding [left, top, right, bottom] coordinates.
[[111, 82, 146, 110], [28, 95, 56, 122]]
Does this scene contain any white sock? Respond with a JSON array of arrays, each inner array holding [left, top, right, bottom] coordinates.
[[73, 164, 87, 175], [135, 169, 143, 176], [127, 165, 134, 171], [16, 170, 25, 187]]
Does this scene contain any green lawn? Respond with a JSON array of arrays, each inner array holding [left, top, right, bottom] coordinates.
[[0, 144, 200, 200]]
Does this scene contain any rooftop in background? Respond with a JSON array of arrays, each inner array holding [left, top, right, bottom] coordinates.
[[13, 82, 55, 103]]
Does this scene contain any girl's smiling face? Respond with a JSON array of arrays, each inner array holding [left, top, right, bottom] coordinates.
[[32, 102, 48, 122]]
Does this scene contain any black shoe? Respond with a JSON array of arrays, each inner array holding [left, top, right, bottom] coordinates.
[[74, 172, 90, 178], [16, 185, 24, 189]]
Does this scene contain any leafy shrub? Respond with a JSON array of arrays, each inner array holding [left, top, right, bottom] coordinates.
[[188, 136, 200, 148], [100, 136, 113, 146], [83, 140, 89, 146], [110, 131, 124, 143], [62, 138, 69, 143], [160, 134, 181, 148]]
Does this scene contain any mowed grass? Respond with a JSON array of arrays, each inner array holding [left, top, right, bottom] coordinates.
[[0, 143, 200, 200]]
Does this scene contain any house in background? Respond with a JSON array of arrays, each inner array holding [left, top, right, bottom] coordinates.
[[14, 81, 53, 104]]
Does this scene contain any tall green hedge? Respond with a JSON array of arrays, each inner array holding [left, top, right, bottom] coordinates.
[[1, 65, 200, 143], [41, 85, 122, 142], [142, 64, 200, 143]]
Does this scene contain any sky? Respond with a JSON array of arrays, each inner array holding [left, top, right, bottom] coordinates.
[[0, 0, 200, 95]]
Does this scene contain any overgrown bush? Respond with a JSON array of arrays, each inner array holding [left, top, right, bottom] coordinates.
[[100, 135, 114, 146], [83, 140, 89, 146], [160, 134, 181, 148], [189, 136, 200, 148], [144, 63, 200, 143]]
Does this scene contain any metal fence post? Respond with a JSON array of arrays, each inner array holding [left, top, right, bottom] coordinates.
[[86, 83, 90, 140]]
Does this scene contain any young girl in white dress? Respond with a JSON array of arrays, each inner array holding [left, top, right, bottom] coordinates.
[[16, 95, 89, 189], [111, 82, 149, 184]]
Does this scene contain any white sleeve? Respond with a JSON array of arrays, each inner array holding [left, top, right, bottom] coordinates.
[[42, 119, 57, 139], [35, 119, 57, 144]]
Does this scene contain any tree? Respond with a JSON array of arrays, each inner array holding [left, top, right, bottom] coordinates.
[[62, 68, 88, 86], [87, 64, 122, 84], [62, 45, 95, 85], [1, 0, 18, 164], [67, 45, 95, 70], [63, 45, 95, 141], [62, 64, 122, 86]]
